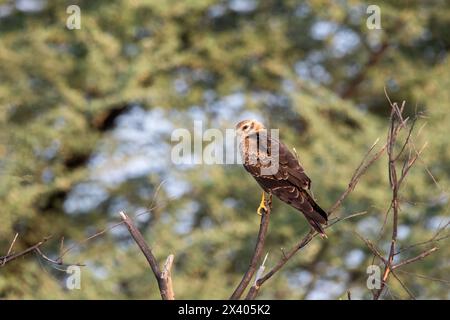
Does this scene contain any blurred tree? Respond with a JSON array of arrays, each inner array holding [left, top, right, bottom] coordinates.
[[0, 0, 448, 299]]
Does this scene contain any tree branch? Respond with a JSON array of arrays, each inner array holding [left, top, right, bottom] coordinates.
[[373, 94, 415, 299], [119, 211, 175, 300], [392, 247, 438, 270], [0, 236, 52, 266], [161, 254, 175, 300], [230, 200, 271, 300], [328, 137, 387, 217], [245, 230, 315, 299], [354, 91, 439, 300]]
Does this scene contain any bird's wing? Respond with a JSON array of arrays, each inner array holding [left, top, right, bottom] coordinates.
[[254, 174, 328, 226], [241, 136, 311, 189], [278, 140, 311, 190], [251, 136, 311, 189], [242, 134, 327, 229]]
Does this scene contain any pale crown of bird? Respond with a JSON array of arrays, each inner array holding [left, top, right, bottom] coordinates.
[[235, 119, 266, 137]]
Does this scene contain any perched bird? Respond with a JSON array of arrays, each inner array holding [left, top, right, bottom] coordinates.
[[236, 119, 328, 237]]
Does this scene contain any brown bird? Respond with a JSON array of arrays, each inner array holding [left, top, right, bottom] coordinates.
[[236, 119, 328, 237]]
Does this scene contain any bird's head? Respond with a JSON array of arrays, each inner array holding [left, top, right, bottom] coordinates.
[[235, 119, 265, 137]]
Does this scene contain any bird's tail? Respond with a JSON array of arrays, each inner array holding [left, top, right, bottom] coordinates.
[[309, 218, 328, 239], [303, 191, 328, 238]]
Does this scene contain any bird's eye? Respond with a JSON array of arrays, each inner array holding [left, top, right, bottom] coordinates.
[[242, 125, 249, 130]]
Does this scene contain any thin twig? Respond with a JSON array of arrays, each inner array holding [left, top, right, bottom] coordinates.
[[57, 196, 171, 261], [58, 237, 65, 264], [396, 270, 450, 285], [371, 92, 437, 300], [391, 271, 416, 300], [245, 230, 315, 299], [373, 94, 405, 300], [34, 247, 85, 267], [328, 211, 368, 226], [328, 138, 387, 217], [392, 247, 438, 270], [1, 233, 19, 266], [0, 236, 52, 266], [354, 231, 387, 265]]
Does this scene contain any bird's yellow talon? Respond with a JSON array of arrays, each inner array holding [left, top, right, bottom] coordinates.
[[257, 192, 267, 215]]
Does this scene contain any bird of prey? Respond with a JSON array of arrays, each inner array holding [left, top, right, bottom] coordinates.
[[236, 119, 328, 237]]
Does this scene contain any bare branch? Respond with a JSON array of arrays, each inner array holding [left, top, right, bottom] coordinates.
[[397, 142, 428, 187], [393, 247, 438, 270], [391, 272, 416, 300], [373, 95, 408, 299], [119, 211, 175, 300], [395, 223, 449, 255], [0, 236, 52, 266], [396, 270, 450, 285], [58, 237, 65, 265], [230, 201, 271, 300], [1, 233, 19, 266], [370, 92, 438, 300], [161, 254, 175, 300], [328, 211, 368, 226], [35, 247, 85, 267], [57, 198, 171, 261], [328, 138, 387, 217], [355, 232, 387, 265], [245, 230, 315, 299], [245, 253, 269, 300]]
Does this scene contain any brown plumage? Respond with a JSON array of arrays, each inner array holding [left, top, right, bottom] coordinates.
[[236, 119, 328, 237]]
